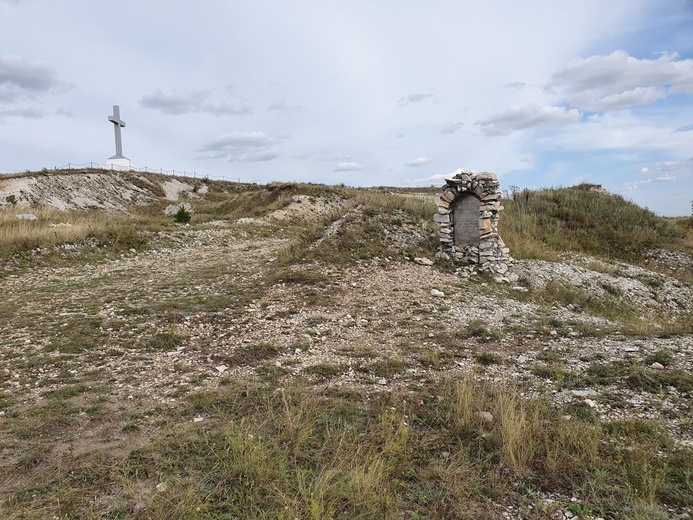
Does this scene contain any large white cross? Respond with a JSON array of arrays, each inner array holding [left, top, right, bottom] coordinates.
[[108, 105, 126, 158]]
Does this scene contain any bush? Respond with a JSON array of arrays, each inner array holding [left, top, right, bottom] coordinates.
[[173, 205, 192, 223]]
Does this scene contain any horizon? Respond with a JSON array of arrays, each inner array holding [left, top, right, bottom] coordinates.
[[1, 1, 692, 216]]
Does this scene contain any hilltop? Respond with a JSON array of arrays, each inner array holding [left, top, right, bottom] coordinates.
[[0, 170, 691, 519], [0, 169, 223, 212]]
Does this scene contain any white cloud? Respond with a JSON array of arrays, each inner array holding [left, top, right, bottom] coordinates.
[[549, 50, 693, 111], [402, 172, 448, 186], [266, 98, 301, 112], [140, 89, 252, 115], [441, 122, 464, 134], [623, 174, 678, 191], [639, 167, 649, 174], [476, 104, 581, 136], [334, 162, 364, 172], [397, 92, 433, 106], [202, 101, 252, 116], [0, 107, 44, 121], [505, 81, 527, 89], [578, 86, 667, 112], [654, 161, 686, 171], [405, 157, 432, 167], [140, 89, 207, 114], [0, 55, 57, 103], [199, 131, 285, 162], [537, 111, 693, 155]]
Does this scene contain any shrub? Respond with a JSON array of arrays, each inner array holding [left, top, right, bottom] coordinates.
[[173, 205, 192, 223]]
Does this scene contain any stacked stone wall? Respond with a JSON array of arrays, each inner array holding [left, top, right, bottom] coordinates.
[[435, 169, 513, 278]]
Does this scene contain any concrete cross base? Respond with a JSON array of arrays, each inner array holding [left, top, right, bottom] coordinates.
[[103, 157, 133, 171]]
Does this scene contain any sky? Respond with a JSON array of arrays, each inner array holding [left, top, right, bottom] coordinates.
[[1, 1, 692, 216]]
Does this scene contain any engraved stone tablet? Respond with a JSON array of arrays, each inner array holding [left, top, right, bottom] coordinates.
[[453, 194, 480, 246]]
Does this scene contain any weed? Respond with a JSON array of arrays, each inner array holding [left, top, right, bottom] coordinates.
[[224, 343, 283, 366], [363, 357, 407, 378], [644, 349, 675, 367], [475, 352, 503, 366], [148, 331, 188, 351], [303, 363, 343, 379], [465, 319, 502, 340]]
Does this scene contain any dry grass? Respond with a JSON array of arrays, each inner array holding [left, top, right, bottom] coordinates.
[[502, 186, 692, 265], [4, 377, 689, 518], [0, 207, 162, 259]]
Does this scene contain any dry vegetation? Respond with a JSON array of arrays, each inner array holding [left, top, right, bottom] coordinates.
[[0, 171, 691, 519]]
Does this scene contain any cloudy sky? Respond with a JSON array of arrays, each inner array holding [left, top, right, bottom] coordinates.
[[1, 1, 692, 215]]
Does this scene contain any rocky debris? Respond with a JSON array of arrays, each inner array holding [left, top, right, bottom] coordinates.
[[15, 213, 38, 220], [434, 169, 513, 279], [514, 255, 693, 319], [414, 257, 434, 266], [235, 217, 267, 226], [266, 194, 348, 222], [644, 248, 693, 275], [476, 411, 494, 424], [162, 178, 206, 200], [163, 202, 194, 216], [430, 288, 445, 298], [0, 171, 202, 212]]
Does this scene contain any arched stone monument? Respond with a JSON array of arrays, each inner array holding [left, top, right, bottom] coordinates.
[[434, 169, 513, 276]]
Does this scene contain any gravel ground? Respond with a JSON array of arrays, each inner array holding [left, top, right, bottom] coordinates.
[[0, 220, 691, 519]]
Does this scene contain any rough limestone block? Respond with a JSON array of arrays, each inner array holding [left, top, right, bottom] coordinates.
[[479, 218, 492, 234], [437, 197, 451, 208]]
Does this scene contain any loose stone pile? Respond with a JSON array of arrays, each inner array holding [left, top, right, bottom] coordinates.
[[434, 169, 514, 280]]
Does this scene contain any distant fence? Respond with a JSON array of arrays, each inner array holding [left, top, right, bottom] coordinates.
[[49, 162, 241, 183]]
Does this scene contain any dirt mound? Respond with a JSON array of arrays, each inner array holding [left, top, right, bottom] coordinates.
[[0, 170, 202, 212]]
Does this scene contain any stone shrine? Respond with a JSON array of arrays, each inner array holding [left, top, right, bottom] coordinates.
[[435, 169, 513, 277]]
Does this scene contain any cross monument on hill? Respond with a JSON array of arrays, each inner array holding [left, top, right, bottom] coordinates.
[[104, 104, 132, 170], [108, 105, 127, 159]]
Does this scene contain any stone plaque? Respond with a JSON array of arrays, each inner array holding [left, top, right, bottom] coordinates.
[[453, 195, 480, 246]]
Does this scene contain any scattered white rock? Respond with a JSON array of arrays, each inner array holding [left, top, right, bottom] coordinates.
[[16, 214, 38, 220], [164, 202, 193, 216], [215, 364, 228, 374], [236, 217, 267, 225], [414, 257, 434, 266], [571, 389, 597, 397], [193, 417, 204, 423], [476, 411, 494, 424], [650, 362, 664, 370], [430, 289, 445, 298]]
